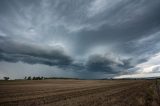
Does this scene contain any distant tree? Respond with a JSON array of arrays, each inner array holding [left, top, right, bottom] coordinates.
[[37, 76, 41, 80], [39, 76, 41, 80], [36, 77, 39, 80], [32, 76, 36, 80], [27, 76, 31, 80], [4, 77, 9, 80], [27, 76, 44, 80], [41, 76, 44, 80], [24, 76, 27, 80]]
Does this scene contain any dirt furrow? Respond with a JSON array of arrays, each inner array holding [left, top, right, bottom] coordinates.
[[0, 81, 151, 106]]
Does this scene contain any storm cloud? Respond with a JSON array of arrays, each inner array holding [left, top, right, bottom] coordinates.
[[0, 0, 160, 79], [0, 36, 72, 67], [86, 54, 133, 74]]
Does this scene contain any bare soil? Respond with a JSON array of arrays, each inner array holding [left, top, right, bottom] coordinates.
[[0, 79, 159, 106]]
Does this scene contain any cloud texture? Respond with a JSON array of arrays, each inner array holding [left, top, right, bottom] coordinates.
[[0, 0, 160, 79]]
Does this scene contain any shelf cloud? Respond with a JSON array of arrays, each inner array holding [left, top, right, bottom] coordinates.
[[0, 0, 160, 79]]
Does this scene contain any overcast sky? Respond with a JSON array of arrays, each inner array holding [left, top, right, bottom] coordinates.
[[0, 0, 160, 79]]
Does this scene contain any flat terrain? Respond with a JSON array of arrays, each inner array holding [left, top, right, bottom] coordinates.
[[0, 79, 159, 106]]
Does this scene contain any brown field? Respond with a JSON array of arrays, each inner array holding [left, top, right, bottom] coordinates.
[[0, 79, 159, 106]]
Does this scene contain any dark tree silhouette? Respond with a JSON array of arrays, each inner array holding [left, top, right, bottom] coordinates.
[[24, 76, 27, 80], [27, 76, 31, 80], [32, 76, 36, 80], [3, 77, 9, 80]]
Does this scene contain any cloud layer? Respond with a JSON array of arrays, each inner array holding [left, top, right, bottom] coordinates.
[[0, 0, 160, 79], [0, 36, 72, 67]]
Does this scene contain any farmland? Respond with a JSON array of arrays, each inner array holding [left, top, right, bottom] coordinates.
[[0, 79, 159, 106]]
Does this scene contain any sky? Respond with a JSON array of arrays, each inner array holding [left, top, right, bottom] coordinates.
[[0, 0, 160, 79]]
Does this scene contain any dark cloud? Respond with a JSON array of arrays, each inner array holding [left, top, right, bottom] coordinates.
[[86, 54, 133, 74], [86, 54, 114, 73], [0, 37, 72, 67], [0, 0, 160, 79], [74, 0, 160, 55]]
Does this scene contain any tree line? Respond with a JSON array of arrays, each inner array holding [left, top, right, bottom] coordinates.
[[24, 76, 44, 80], [3, 76, 44, 80]]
